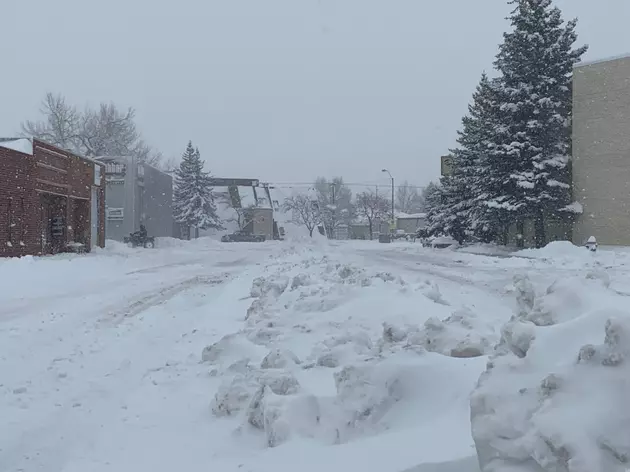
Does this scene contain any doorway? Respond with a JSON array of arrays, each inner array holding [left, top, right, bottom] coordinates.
[[91, 187, 99, 249], [40, 193, 68, 254]]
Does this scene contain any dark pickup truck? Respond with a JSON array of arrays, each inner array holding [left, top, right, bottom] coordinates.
[[221, 230, 266, 243]]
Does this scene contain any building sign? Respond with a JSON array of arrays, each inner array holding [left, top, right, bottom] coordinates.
[[106, 207, 124, 220], [105, 163, 126, 175], [441, 155, 453, 176]]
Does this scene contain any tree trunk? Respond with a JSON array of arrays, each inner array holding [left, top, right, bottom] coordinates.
[[534, 211, 546, 249], [194, 226, 199, 239], [516, 220, 525, 249], [309, 227, 314, 237], [368, 220, 373, 240]]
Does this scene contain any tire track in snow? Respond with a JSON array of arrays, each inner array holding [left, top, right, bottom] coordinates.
[[100, 274, 230, 324]]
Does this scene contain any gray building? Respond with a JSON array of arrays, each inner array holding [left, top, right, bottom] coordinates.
[[396, 212, 427, 234], [572, 54, 630, 246], [98, 156, 173, 241]]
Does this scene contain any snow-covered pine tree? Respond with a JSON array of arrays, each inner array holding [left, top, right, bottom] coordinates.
[[446, 73, 501, 243], [173, 141, 223, 239], [425, 181, 446, 237], [489, 0, 587, 247], [425, 180, 466, 242]]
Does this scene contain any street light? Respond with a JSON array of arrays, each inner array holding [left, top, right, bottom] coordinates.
[[382, 169, 394, 232]]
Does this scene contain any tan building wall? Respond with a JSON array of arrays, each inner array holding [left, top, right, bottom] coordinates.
[[572, 55, 630, 246]]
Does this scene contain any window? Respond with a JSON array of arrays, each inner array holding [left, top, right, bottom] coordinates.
[[6, 198, 13, 246], [20, 198, 25, 245]]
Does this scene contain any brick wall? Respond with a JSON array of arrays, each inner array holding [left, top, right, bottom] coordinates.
[[1, 140, 107, 257], [0, 146, 39, 257], [32, 140, 106, 250]]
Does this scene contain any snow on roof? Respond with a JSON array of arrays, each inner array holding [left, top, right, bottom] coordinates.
[[396, 212, 427, 219], [0, 138, 33, 155]]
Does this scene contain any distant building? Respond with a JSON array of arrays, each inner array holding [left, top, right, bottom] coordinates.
[[0, 138, 105, 256], [97, 156, 173, 241], [205, 178, 282, 241], [396, 212, 427, 234], [349, 218, 388, 240], [572, 54, 630, 246]]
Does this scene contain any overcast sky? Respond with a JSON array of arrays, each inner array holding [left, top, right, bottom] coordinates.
[[2, 1, 630, 189]]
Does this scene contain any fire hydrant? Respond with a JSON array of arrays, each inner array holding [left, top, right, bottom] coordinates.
[[585, 236, 598, 252]]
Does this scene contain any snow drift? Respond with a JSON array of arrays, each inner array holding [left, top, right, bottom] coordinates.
[[471, 271, 630, 472]]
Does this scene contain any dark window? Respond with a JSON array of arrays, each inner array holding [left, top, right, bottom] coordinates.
[[7, 198, 12, 243], [20, 198, 25, 242]]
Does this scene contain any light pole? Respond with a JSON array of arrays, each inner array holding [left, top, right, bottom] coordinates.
[[382, 169, 394, 233]]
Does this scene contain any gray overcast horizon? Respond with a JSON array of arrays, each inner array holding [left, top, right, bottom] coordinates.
[[2, 0, 629, 189]]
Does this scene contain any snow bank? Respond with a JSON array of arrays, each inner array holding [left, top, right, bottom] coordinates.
[[471, 271, 630, 472], [519, 240, 584, 258], [204, 250, 493, 459]]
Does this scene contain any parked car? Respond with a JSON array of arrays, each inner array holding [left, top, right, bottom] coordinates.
[[430, 236, 458, 249], [221, 230, 266, 243]]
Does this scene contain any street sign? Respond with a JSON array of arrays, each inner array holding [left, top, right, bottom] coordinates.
[[441, 155, 453, 176]]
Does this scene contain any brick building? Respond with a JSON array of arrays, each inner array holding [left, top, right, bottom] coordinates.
[[0, 138, 105, 257]]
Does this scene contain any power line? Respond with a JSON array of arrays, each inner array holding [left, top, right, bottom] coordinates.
[[268, 181, 427, 191]]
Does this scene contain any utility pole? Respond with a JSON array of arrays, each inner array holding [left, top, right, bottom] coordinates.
[[382, 169, 395, 234], [329, 182, 336, 239]]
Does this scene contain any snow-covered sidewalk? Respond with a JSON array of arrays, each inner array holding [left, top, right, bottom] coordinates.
[[3, 238, 630, 472]]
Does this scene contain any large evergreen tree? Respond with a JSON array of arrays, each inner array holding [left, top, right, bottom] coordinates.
[[488, 0, 587, 247], [173, 141, 223, 238], [425, 180, 460, 241], [445, 73, 502, 242]]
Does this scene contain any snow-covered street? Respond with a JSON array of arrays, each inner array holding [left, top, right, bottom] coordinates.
[[3, 238, 630, 472]]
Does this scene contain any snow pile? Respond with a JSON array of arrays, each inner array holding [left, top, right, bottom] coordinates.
[[518, 241, 591, 265], [211, 349, 483, 451], [204, 251, 495, 456], [471, 271, 630, 472], [377, 306, 495, 359]]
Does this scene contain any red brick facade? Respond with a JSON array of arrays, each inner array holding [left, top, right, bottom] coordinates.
[[0, 139, 105, 257]]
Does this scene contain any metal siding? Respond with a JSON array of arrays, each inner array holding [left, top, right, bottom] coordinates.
[[142, 165, 174, 238]]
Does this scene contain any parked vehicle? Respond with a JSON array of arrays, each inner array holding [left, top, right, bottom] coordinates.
[[124, 232, 155, 248], [430, 236, 458, 249], [221, 230, 266, 243]]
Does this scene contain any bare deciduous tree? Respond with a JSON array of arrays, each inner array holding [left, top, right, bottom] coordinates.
[[22, 93, 80, 150], [396, 181, 424, 214], [314, 176, 355, 238], [355, 191, 389, 240], [22, 93, 164, 168], [283, 194, 320, 237]]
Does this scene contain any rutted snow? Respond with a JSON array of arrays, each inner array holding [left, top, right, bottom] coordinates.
[[3, 238, 630, 472]]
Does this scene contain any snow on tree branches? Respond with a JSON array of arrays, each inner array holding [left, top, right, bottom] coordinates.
[[427, 0, 587, 248], [173, 142, 223, 238]]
